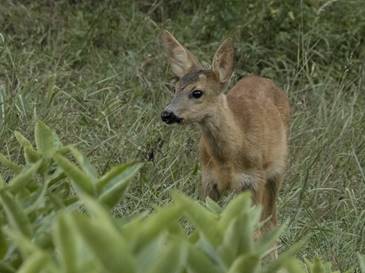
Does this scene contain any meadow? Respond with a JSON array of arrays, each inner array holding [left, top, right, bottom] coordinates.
[[0, 0, 364, 271]]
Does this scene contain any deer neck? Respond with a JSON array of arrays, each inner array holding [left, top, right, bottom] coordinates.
[[199, 94, 243, 162]]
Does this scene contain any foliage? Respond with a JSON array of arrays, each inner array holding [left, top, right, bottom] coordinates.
[[0, 122, 363, 273], [0, 121, 142, 271]]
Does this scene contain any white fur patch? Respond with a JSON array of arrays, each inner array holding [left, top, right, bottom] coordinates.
[[232, 172, 257, 191]]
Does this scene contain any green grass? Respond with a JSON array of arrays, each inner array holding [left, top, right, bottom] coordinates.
[[0, 0, 364, 271]]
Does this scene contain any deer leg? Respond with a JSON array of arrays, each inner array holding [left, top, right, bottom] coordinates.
[[201, 166, 220, 201], [247, 171, 266, 207], [199, 142, 221, 201], [264, 174, 283, 227], [242, 171, 266, 241], [262, 174, 283, 259]]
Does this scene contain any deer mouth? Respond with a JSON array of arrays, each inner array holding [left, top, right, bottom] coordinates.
[[161, 111, 184, 124]]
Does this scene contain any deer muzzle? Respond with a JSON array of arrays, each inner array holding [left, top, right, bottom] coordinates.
[[161, 110, 183, 124]]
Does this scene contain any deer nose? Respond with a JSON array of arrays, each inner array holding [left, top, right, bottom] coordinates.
[[161, 110, 182, 124]]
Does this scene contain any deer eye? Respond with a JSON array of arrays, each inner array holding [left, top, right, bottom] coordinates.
[[190, 90, 204, 99]]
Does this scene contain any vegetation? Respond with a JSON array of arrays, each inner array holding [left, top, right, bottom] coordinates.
[[0, 0, 364, 272], [1, 121, 364, 273]]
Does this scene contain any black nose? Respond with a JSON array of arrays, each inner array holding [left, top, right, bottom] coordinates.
[[161, 110, 182, 124]]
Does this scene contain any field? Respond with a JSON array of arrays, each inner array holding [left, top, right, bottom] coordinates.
[[0, 0, 364, 271]]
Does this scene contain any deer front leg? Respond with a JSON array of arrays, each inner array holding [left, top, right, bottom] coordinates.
[[201, 166, 220, 201], [199, 142, 221, 200]]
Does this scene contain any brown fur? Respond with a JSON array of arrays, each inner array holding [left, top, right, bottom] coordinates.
[[161, 31, 290, 230]]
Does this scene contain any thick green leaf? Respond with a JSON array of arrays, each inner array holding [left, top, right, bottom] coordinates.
[[237, 207, 261, 255], [14, 132, 41, 163], [53, 214, 78, 273], [17, 252, 49, 273], [14, 131, 33, 148], [167, 221, 187, 237], [283, 259, 306, 273], [6, 160, 42, 192], [147, 240, 187, 273], [0, 153, 21, 173], [255, 221, 286, 256], [312, 258, 326, 273], [53, 153, 95, 195], [263, 238, 308, 273], [74, 215, 135, 273], [173, 192, 220, 246], [205, 197, 223, 214], [96, 162, 142, 192], [135, 234, 166, 273], [219, 192, 251, 229], [227, 254, 260, 273], [98, 162, 143, 208], [69, 146, 98, 181], [132, 203, 183, 251], [0, 221, 7, 259], [23, 147, 41, 164], [0, 192, 32, 237], [121, 212, 148, 239], [25, 179, 50, 213], [34, 121, 62, 155], [0, 173, 5, 188], [33, 230, 53, 250], [78, 193, 115, 232], [187, 245, 222, 273], [217, 218, 241, 265], [4, 228, 40, 257], [0, 262, 15, 273], [196, 236, 227, 270]]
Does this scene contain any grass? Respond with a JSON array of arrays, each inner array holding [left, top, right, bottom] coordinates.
[[0, 0, 364, 271]]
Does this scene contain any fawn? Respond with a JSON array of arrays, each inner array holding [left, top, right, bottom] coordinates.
[[160, 31, 290, 229]]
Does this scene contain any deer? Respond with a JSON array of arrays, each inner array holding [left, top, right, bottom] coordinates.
[[160, 30, 290, 232]]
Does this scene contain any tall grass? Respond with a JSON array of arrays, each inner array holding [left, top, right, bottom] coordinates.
[[0, 0, 364, 270]]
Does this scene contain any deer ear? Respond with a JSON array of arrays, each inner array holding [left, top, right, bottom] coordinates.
[[161, 30, 202, 78], [212, 38, 234, 84]]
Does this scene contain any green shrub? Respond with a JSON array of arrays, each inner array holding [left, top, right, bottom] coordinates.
[[0, 122, 363, 273]]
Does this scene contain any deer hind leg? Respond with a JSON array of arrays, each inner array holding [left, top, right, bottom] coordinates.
[[239, 171, 280, 256], [263, 174, 283, 227], [242, 171, 266, 207], [230, 171, 267, 211], [263, 174, 283, 259], [236, 171, 266, 240]]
